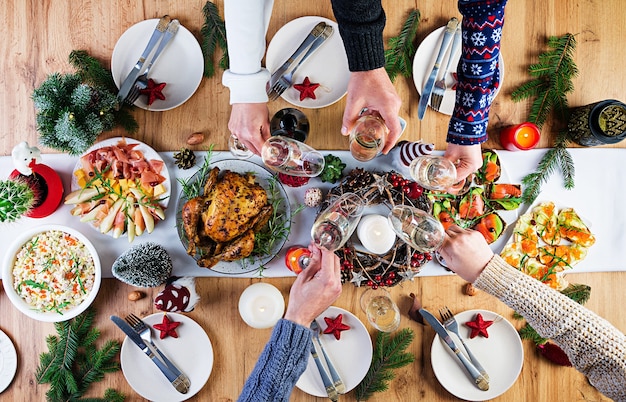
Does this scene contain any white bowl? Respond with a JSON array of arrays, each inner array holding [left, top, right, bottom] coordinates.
[[2, 224, 101, 322]]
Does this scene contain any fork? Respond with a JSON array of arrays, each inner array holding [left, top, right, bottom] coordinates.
[[439, 306, 489, 381], [125, 19, 180, 105], [311, 320, 345, 394], [125, 313, 191, 393], [268, 24, 333, 101], [430, 24, 461, 112]]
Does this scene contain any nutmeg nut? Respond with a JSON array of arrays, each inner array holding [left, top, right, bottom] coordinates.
[[464, 283, 476, 296], [128, 290, 145, 301], [186, 132, 205, 145]]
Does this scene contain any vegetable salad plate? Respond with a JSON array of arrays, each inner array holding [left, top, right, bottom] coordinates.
[[413, 25, 504, 115], [69, 137, 170, 240], [296, 306, 373, 397], [266, 16, 350, 109], [176, 159, 291, 274], [0, 329, 17, 393], [120, 313, 213, 402], [430, 309, 523, 401], [111, 19, 203, 111]]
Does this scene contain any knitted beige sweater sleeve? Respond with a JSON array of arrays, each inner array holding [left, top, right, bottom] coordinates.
[[474, 255, 626, 401]]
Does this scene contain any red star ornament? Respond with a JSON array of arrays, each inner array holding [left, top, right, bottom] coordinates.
[[323, 314, 350, 340], [293, 76, 320, 101], [153, 314, 181, 339], [464, 313, 493, 338], [140, 79, 167, 106]]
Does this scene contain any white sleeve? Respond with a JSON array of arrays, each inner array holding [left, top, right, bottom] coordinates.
[[222, 0, 274, 104]]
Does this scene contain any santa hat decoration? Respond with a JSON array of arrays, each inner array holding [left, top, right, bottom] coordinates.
[[154, 276, 200, 313], [397, 140, 434, 167]]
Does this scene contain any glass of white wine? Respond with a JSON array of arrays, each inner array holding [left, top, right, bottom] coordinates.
[[360, 287, 400, 332], [387, 205, 445, 253], [261, 136, 325, 177], [311, 192, 364, 251], [228, 134, 254, 159], [409, 155, 457, 191]]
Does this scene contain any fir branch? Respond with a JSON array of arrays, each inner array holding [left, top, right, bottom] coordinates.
[[384, 10, 420, 82], [355, 328, 415, 401], [518, 323, 548, 345], [201, 1, 229, 78]]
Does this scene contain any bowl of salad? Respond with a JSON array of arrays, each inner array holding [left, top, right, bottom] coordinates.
[[2, 224, 101, 322]]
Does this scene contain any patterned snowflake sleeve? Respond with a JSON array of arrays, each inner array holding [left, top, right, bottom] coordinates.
[[447, 0, 508, 145]]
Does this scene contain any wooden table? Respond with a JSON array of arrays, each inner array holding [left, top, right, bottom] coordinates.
[[1, 1, 624, 401]]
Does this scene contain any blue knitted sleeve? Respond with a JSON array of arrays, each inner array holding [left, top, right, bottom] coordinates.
[[237, 319, 312, 402], [447, 0, 508, 145]]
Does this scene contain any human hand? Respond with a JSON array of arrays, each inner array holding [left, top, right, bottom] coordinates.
[[443, 143, 483, 182], [438, 225, 494, 283], [228, 103, 271, 156], [284, 243, 342, 327], [341, 68, 402, 154]]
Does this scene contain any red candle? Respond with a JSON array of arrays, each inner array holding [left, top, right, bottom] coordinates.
[[499, 122, 541, 151]]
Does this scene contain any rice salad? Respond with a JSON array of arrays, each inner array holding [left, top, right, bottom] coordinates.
[[12, 229, 96, 314]]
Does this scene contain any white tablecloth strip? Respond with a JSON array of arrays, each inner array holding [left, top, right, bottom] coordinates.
[[1, 148, 624, 279]]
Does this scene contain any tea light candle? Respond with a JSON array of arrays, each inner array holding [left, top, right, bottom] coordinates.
[[238, 283, 285, 329], [499, 122, 541, 151], [357, 214, 396, 255]]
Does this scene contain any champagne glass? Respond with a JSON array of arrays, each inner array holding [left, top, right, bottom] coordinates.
[[261, 136, 325, 177], [349, 113, 388, 162], [311, 192, 364, 251], [387, 205, 445, 252], [409, 155, 457, 191], [360, 287, 401, 332], [228, 134, 254, 159]]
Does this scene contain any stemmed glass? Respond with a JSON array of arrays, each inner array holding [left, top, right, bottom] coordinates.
[[311, 192, 364, 251], [360, 287, 401, 332], [409, 155, 457, 191], [261, 136, 325, 177], [387, 205, 445, 252], [228, 134, 254, 159]]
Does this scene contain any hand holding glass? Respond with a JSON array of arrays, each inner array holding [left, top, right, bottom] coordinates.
[[388, 205, 445, 252], [409, 155, 457, 191], [360, 287, 401, 332], [311, 193, 364, 251], [349, 114, 388, 162]]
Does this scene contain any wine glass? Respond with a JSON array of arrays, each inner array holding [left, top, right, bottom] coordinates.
[[228, 134, 254, 159], [311, 192, 364, 251], [409, 155, 457, 191], [261, 136, 325, 177], [360, 287, 401, 332], [387, 205, 445, 252], [349, 113, 388, 162]]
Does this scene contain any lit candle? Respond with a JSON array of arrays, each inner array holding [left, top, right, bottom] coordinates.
[[499, 122, 541, 151], [238, 283, 285, 329], [357, 214, 396, 255]]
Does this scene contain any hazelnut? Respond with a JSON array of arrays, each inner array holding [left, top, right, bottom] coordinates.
[[128, 290, 145, 301], [464, 283, 476, 296], [186, 132, 205, 145]]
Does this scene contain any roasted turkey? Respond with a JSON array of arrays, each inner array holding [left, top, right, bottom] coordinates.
[[182, 167, 273, 268]]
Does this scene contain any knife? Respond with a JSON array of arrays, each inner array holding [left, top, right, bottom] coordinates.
[[419, 308, 489, 391], [110, 315, 189, 394], [140, 19, 180, 76], [417, 17, 459, 119], [310, 341, 339, 401], [311, 320, 345, 394], [117, 15, 171, 104]]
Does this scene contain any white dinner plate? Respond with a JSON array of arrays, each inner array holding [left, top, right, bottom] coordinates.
[[0, 329, 17, 394], [431, 309, 523, 401], [112, 19, 203, 111], [412, 26, 505, 116], [266, 16, 350, 109], [296, 306, 372, 397], [120, 313, 213, 402]]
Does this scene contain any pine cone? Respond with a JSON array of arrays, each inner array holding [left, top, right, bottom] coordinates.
[[173, 148, 196, 169]]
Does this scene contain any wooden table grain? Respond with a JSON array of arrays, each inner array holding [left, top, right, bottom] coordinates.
[[1, 1, 624, 401]]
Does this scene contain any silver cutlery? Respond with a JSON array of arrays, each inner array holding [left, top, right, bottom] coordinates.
[[125, 19, 180, 105], [417, 17, 458, 119], [110, 315, 189, 394], [419, 308, 489, 391], [430, 25, 461, 112], [268, 24, 333, 101], [267, 21, 327, 98], [310, 340, 339, 401], [117, 15, 171, 106], [311, 320, 345, 394], [439, 306, 489, 381], [124, 313, 190, 393]]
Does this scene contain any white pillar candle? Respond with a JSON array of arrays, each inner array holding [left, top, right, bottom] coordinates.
[[238, 283, 285, 329], [357, 214, 396, 255]]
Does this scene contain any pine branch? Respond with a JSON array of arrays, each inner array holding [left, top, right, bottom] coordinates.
[[384, 10, 420, 82], [355, 328, 415, 401], [519, 323, 548, 345], [201, 1, 229, 78]]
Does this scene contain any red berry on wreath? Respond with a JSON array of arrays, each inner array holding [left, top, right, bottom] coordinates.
[[277, 172, 310, 187]]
